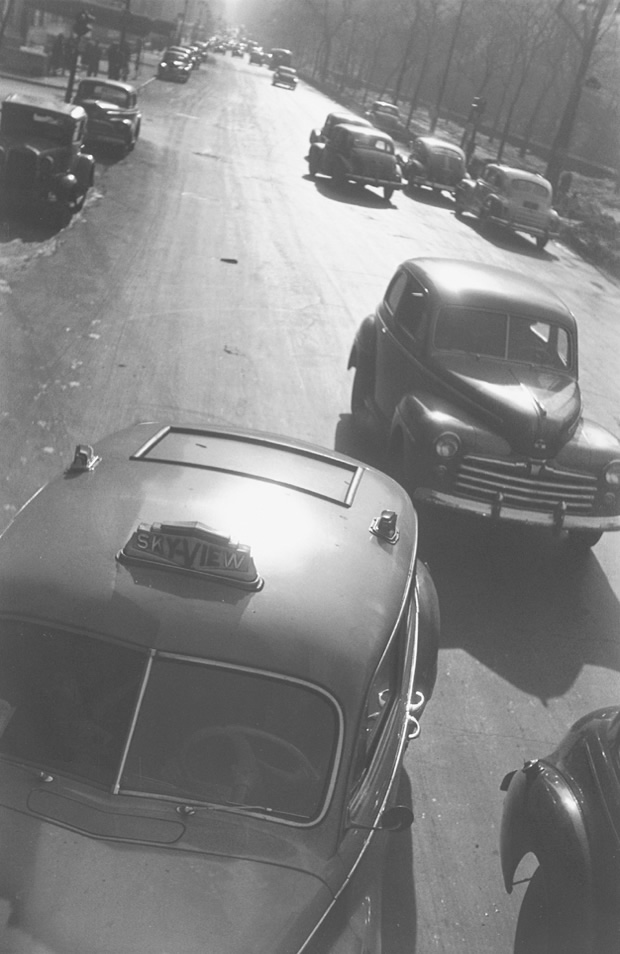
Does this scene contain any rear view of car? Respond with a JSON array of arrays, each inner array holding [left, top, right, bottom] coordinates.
[[272, 66, 297, 89]]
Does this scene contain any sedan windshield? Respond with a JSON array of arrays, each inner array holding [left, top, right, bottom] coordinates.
[[434, 306, 573, 370], [0, 622, 339, 822]]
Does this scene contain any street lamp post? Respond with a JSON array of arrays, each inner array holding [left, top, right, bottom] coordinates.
[[545, 0, 613, 189]]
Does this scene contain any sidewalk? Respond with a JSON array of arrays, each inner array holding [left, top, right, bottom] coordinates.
[[0, 50, 159, 97]]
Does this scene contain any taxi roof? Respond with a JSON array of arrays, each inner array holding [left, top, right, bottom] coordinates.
[[0, 424, 418, 708]]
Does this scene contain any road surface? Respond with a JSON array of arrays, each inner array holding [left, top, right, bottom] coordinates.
[[0, 53, 618, 953]]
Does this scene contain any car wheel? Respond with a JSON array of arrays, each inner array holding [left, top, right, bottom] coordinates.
[[331, 160, 347, 188], [515, 866, 591, 954], [536, 233, 549, 251], [566, 529, 603, 551], [308, 150, 320, 178], [384, 186, 394, 201]]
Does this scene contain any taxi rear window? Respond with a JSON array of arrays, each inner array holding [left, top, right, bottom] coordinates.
[[134, 427, 361, 505], [0, 622, 340, 824]]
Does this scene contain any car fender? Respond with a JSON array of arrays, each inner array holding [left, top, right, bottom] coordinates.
[[348, 316, 377, 371], [405, 159, 424, 180], [500, 761, 594, 939], [455, 176, 476, 203], [75, 152, 95, 189], [392, 390, 508, 457]]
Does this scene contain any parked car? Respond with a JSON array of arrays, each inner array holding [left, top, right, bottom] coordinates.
[[0, 93, 95, 222], [455, 163, 559, 250], [249, 46, 265, 64], [348, 257, 620, 550], [307, 122, 403, 201], [0, 421, 439, 953], [269, 47, 292, 69], [500, 706, 620, 954], [231, 43, 244, 57], [157, 48, 192, 82], [73, 78, 141, 153], [309, 110, 373, 144], [271, 65, 297, 89], [402, 136, 466, 196], [365, 100, 406, 138]]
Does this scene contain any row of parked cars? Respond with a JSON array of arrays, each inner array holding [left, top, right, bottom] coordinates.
[[304, 106, 620, 950], [157, 42, 209, 83], [307, 106, 560, 251], [0, 76, 143, 224]]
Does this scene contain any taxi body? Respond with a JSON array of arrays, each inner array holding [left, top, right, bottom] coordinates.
[[0, 422, 439, 953]]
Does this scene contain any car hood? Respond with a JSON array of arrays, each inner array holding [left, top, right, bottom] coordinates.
[[0, 798, 330, 954], [438, 354, 581, 458], [78, 98, 132, 116]]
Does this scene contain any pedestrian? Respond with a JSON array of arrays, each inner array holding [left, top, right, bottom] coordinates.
[[119, 40, 131, 81], [134, 37, 142, 77], [48, 33, 64, 75], [107, 41, 121, 80], [86, 41, 101, 76]]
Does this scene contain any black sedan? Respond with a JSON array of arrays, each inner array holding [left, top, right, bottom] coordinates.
[[348, 258, 620, 549], [157, 49, 192, 83], [500, 707, 620, 954]]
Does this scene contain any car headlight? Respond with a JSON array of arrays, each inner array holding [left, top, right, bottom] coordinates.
[[603, 459, 620, 486], [434, 432, 461, 459]]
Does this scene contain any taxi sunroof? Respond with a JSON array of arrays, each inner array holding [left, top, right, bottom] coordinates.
[[133, 427, 362, 506]]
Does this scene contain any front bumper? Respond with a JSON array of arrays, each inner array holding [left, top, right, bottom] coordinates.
[[413, 487, 620, 532], [86, 122, 131, 143], [486, 214, 558, 239]]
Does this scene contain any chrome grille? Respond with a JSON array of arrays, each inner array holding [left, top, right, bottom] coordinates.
[[455, 456, 597, 513], [6, 149, 37, 189]]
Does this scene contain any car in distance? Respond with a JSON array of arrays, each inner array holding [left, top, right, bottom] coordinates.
[[271, 65, 297, 89], [0, 93, 95, 222], [73, 78, 141, 153], [309, 110, 373, 144], [402, 135, 466, 197], [455, 163, 559, 250], [348, 258, 620, 550], [0, 421, 439, 953], [365, 100, 405, 138], [307, 122, 403, 201], [157, 48, 192, 82], [249, 46, 265, 64], [500, 706, 620, 954]]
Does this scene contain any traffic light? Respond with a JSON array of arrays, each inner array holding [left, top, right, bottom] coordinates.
[[73, 10, 94, 37]]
